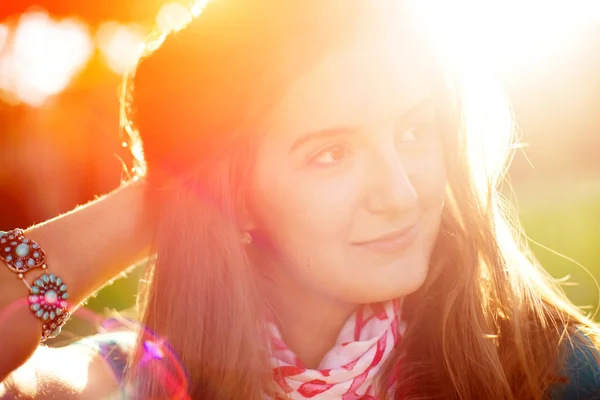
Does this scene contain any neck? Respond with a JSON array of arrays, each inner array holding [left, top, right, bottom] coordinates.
[[267, 273, 357, 369]]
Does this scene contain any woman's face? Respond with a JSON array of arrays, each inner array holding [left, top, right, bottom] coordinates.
[[246, 24, 447, 305]]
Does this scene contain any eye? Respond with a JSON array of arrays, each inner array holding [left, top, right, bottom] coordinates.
[[398, 121, 437, 143], [308, 144, 352, 167], [400, 127, 418, 142]]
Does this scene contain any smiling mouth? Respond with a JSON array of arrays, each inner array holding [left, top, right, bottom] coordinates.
[[351, 222, 419, 254]]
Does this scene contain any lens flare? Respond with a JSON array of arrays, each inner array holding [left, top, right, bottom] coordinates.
[[156, 2, 192, 33], [0, 24, 8, 54], [143, 338, 166, 359], [190, 0, 211, 17], [0, 11, 92, 106], [57, 309, 190, 398], [136, 328, 190, 399], [97, 22, 147, 75]]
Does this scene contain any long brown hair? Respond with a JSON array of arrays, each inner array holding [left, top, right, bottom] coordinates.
[[121, 1, 600, 398]]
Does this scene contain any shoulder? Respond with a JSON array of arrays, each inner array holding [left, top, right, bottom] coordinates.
[[73, 330, 137, 381], [551, 330, 600, 400], [0, 331, 137, 400]]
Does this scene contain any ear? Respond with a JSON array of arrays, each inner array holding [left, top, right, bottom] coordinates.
[[237, 199, 258, 232]]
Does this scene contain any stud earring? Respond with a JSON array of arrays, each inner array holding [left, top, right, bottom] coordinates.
[[240, 231, 253, 245]]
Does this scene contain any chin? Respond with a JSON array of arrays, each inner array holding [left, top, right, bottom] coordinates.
[[351, 254, 431, 304], [336, 274, 426, 306]]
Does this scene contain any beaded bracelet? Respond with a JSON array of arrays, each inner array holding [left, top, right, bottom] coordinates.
[[0, 229, 70, 342]]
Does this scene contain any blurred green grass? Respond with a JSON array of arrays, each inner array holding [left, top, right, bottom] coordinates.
[[60, 179, 600, 341], [516, 179, 600, 320]]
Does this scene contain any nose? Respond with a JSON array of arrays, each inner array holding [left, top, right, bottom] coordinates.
[[364, 144, 419, 217]]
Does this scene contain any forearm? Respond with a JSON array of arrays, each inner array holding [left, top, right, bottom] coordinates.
[[0, 179, 153, 380], [25, 179, 152, 307]]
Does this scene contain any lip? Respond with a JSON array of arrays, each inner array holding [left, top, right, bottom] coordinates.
[[351, 222, 419, 254]]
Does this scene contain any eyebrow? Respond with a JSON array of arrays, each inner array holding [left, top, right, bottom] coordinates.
[[289, 97, 435, 154], [289, 127, 356, 154]]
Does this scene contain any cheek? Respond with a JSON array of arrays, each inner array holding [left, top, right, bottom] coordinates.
[[411, 155, 447, 245], [248, 168, 360, 264], [412, 151, 447, 210]]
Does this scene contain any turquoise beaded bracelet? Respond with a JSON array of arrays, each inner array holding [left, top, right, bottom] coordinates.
[[0, 229, 70, 341]]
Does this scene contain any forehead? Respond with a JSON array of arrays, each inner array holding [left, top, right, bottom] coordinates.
[[265, 24, 434, 136]]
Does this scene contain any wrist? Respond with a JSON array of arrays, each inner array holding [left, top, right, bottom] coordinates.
[[1, 229, 71, 341]]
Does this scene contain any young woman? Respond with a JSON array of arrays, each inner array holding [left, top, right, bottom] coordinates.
[[0, 1, 599, 399]]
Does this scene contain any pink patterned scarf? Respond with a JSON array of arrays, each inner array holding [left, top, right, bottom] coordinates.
[[268, 299, 405, 399]]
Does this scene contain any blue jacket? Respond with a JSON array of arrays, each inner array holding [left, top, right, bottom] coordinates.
[[551, 334, 600, 399]]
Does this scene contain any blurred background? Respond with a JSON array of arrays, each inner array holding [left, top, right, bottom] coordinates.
[[0, 0, 598, 339]]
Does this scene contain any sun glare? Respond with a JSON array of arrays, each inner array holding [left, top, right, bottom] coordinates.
[[411, 0, 600, 71], [0, 0, 597, 106]]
